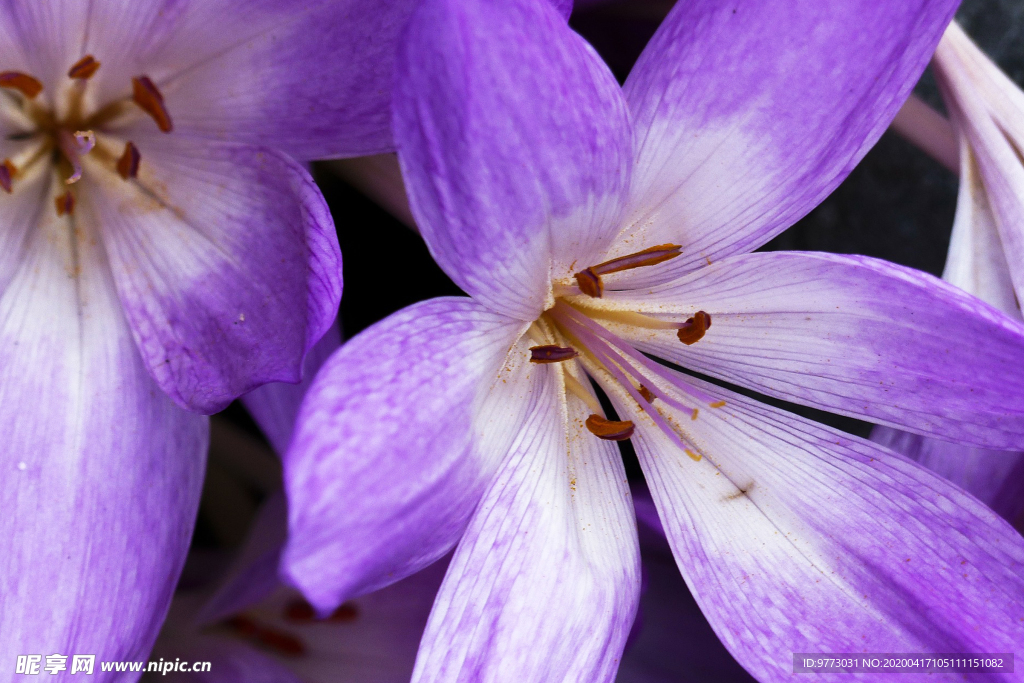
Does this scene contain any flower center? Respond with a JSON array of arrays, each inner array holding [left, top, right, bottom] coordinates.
[[529, 244, 724, 459], [0, 55, 173, 215]]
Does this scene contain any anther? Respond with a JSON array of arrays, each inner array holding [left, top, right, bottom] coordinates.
[[0, 72, 42, 98], [0, 160, 13, 193], [117, 142, 140, 179], [585, 414, 635, 441], [684, 448, 702, 462], [676, 311, 711, 345], [55, 191, 75, 216], [573, 244, 682, 298], [530, 345, 578, 363], [283, 598, 316, 622], [68, 55, 100, 80], [132, 76, 173, 133]]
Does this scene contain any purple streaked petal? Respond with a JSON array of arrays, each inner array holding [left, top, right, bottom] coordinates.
[[394, 0, 632, 320], [615, 0, 958, 283], [0, 194, 207, 667], [82, 138, 340, 415], [413, 363, 639, 682], [282, 298, 527, 608], [603, 251, 1024, 448], [611, 371, 1024, 682], [82, 0, 419, 160], [871, 426, 1024, 523], [243, 321, 342, 455]]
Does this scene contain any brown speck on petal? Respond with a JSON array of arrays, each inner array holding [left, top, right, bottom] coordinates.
[[132, 76, 173, 132], [574, 268, 602, 297], [329, 602, 359, 622], [117, 142, 140, 179], [529, 345, 578, 363], [677, 311, 711, 345], [0, 71, 42, 98], [638, 385, 654, 403], [585, 414, 634, 441], [709, 400, 726, 409], [55, 191, 75, 216], [68, 55, 101, 80]]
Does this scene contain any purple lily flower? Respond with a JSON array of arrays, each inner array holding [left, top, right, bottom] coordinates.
[[0, 0, 415, 671], [283, 0, 1024, 680], [873, 22, 1024, 524]]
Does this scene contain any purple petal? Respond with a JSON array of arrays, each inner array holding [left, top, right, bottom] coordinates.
[[81, 0, 419, 159], [872, 426, 1024, 523], [615, 0, 959, 282], [0, 193, 208, 665], [394, 0, 632, 320], [610, 370, 1024, 681], [82, 137, 340, 414], [243, 321, 342, 454], [413, 363, 639, 682], [282, 298, 526, 608], [604, 251, 1024, 448]]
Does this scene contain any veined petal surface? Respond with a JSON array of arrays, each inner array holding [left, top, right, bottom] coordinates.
[[394, 0, 632, 320], [600, 251, 1024, 448], [0, 175, 208, 670], [81, 137, 340, 415], [283, 298, 529, 609], [617, 0, 959, 282], [612, 371, 1024, 683], [413, 362, 639, 682], [75, 0, 419, 159]]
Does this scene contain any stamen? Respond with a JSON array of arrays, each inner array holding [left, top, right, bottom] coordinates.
[[563, 372, 603, 414], [57, 130, 95, 184], [54, 191, 75, 216], [530, 345, 578, 363], [117, 142, 140, 179], [676, 311, 711, 345], [573, 244, 682, 298], [0, 72, 42, 98], [132, 76, 173, 132], [585, 414, 635, 441], [68, 55, 100, 80], [0, 160, 13, 193]]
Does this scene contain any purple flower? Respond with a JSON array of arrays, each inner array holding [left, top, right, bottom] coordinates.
[[284, 0, 1024, 680], [873, 22, 1024, 525], [0, 0, 415, 670]]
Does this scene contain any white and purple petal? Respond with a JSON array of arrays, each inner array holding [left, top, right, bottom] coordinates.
[[0, 176, 207, 670], [282, 298, 528, 608], [616, 0, 960, 281], [413, 362, 639, 682], [601, 251, 1024, 448], [394, 0, 632, 320], [609, 370, 1024, 682]]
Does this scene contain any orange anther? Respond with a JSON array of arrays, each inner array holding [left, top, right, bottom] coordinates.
[[68, 55, 100, 80], [0, 72, 42, 98], [529, 345, 578, 363], [677, 311, 711, 345], [585, 414, 634, 441], [132, 76, 173, 132], [55, 191, 75, 216], [117, 142, 140, 179]]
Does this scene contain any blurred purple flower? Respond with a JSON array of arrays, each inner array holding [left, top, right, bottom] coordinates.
[[0, 0, 415, 671], [873, 22, 1024, 525], [283, 0, 1024, 680]]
